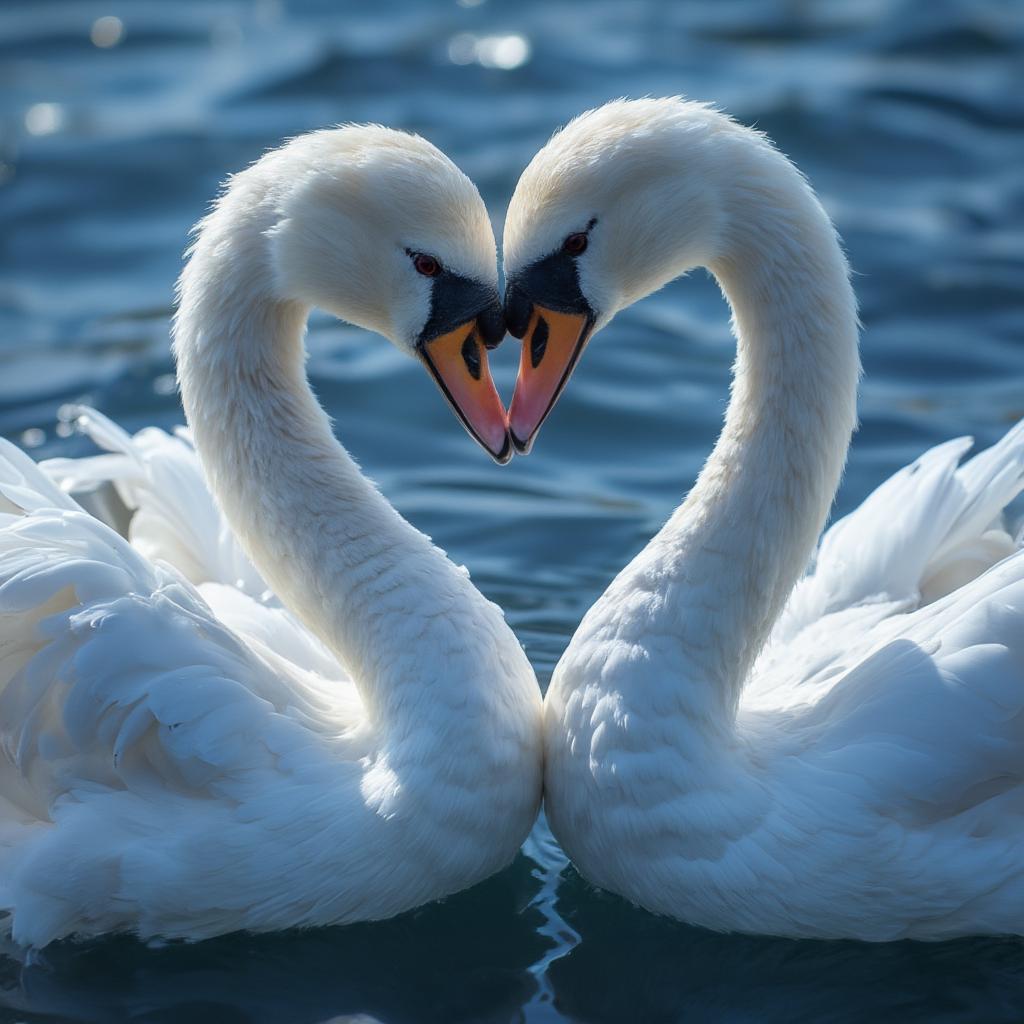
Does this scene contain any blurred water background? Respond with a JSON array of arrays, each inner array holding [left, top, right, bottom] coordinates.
[[2, 0, 1024, 1020]]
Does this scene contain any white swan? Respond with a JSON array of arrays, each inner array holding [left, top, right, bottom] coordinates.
[[0, 125, 543, 947], [502, 98, 1024, 940]]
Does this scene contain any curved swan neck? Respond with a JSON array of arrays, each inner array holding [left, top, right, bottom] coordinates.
[[608, 142, 860, 716], [173, 187, 459, 719]]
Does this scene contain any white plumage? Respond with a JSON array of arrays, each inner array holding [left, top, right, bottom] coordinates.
[[0, 126, 542, 947], [504, 98, 1024, 940]]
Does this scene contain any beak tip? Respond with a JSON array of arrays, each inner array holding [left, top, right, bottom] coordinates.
[[510, 430, 534, 455], [507, 402, 541, 455], [491, 435, 514, 465]]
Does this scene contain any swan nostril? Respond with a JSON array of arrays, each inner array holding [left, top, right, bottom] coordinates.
[[462, 333, 482, 380], [529, 316, 549, 369]]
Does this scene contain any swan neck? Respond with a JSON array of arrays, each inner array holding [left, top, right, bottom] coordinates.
[[633, 168, 860, 713], [173, 219, 444, 716]]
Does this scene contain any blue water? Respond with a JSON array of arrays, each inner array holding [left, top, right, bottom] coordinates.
[[2, 0, 1024, 1020]]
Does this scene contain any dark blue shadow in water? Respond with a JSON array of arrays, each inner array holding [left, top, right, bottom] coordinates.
[[0, 855, 549, 1024], [548, 870, 1024, 1024]]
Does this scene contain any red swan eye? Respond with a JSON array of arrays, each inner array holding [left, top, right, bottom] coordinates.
[[413, 253, 442, 277], [563, 232, 588, 256]]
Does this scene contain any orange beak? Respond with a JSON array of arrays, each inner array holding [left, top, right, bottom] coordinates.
[[419, 322, 511, 464], [507, 305, 594, 453]]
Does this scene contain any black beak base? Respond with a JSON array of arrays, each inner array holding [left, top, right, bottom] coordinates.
[[503, 246, 593, 340], [504, 283, 533, 339], [476, 300, 506, 349], [418, 273, 506, 351]]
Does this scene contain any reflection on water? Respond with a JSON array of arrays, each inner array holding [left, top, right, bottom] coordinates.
[[2, 0, 1023, 1020], [4, 861, 1022, 1024]]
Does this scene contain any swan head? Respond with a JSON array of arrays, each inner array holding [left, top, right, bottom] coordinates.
[[233, 126, 511, 462], [502, 98, 731, 452]]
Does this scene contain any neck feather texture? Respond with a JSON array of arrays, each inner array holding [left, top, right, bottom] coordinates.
[[173, 193, 476, 721], [592, 147, 860, 719]]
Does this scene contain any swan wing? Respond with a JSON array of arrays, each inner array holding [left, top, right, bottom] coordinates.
[[750, 423, 1024, 708], [752, 553, 1024, 840], [724, 560, 1024, 939], [197, 582, 347, 685], [41, 408, 266, 594], [0, 438, 359, 824], [781, 421, 1024, 638]]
